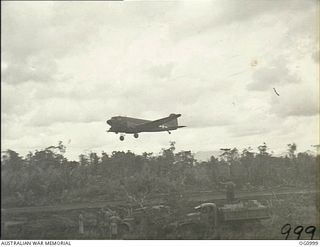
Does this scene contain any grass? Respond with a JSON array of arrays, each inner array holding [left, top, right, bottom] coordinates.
[[2, 193, 319, 240]]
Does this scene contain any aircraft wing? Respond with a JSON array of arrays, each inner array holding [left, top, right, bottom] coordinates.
[[135, 114, 181, 131]]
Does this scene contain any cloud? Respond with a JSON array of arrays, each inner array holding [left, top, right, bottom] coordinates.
[[1, 1, 319, 159], [26, 98, 109, 127], [1, 2, 113, 85], [168, 0, 316, 41], [147, 63, 175, 79], [269, 86, 319, 117], [1, 83, 37, 117], [247, 57, 301, 91], [216, 0, 315, 24], [2, 56, 58, 85], [227, 109, 279, 138]]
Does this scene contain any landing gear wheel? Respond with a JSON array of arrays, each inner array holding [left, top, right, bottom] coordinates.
[[134, 133, 139, 138], [119, 135, 125, 141]]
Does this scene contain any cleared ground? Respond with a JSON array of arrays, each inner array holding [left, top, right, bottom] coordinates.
[[1, 189, 319, 240]]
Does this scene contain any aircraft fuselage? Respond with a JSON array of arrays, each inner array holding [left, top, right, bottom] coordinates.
[[106, 114, 185, 140]]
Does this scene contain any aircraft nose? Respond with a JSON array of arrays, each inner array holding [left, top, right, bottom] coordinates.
[[106, 119, 113, 125]]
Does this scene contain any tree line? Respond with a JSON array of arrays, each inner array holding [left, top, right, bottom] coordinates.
[[1, 141, 319, 207]]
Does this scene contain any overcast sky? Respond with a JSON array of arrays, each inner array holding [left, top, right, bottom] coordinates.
[[2, 0, 319, 160]]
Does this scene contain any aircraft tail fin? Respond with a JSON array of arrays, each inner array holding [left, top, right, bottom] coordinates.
[[166, 117, 179, 127], [165, 114, 186, 128]]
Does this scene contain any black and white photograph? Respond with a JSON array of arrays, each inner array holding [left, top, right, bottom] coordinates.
[[1, 0, 319, 242]]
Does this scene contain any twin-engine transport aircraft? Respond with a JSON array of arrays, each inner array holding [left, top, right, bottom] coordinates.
[[106, 113, 186, 141]]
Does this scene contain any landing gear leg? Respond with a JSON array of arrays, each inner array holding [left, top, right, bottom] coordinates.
[[134, 133, 139, 138], [167, 131, 171, 134], [119, 135, 125, 141]]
